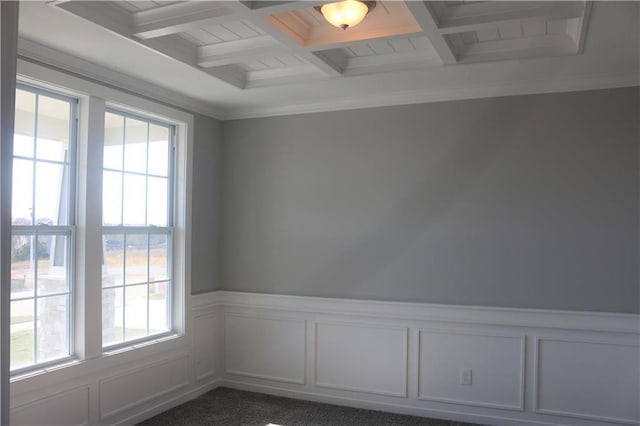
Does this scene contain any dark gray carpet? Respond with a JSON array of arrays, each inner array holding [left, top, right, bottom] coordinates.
[[139, 387, 486, 426]]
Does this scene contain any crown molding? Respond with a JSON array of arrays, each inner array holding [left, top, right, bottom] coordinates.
[[223, 71, 640, 120], [17, 37, 226, 120]]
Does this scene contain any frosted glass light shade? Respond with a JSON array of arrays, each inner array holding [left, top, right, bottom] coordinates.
[[320, 0, 371, 30]]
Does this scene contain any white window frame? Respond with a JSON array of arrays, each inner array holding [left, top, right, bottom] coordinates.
[[101, 107, 176, 349], [9, 83, 79, 375], [10, 60, 193, 374]]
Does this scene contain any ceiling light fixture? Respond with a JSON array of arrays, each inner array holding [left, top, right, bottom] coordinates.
[[315, 0, 376, 30]]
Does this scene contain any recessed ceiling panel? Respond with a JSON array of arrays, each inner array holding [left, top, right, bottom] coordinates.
[[266, 1, 422, 48]]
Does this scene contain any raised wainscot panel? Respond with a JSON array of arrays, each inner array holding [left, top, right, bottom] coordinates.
[[314, 322, 408, 397], [195, 312, 217, 380], [224, 314, 306, 384], [99, 354, 190, 420], [418, 329, 524, 410], [11, 385, 90, 426], [535, 338, 640, 424]]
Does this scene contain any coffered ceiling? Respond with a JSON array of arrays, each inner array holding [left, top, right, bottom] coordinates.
[[16, 1, 640, 119]]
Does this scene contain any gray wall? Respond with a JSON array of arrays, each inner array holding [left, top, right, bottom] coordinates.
[[221, 88, 639, 313], [191, 113, 223, 294]]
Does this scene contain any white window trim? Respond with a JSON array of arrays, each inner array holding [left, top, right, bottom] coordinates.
[[10, 83, 79, 374], [11, 59, 193, 376], [101, 107, 176, 350]]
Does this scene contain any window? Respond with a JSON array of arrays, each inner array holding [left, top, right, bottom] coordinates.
[[8, 70, 190, 377], [10, 84, 77, 372], [101, 109, 174, 347]]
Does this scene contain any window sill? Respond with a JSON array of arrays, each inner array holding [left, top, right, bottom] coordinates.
[[10, 357, 81, 383], [102, 332, 183, 356]]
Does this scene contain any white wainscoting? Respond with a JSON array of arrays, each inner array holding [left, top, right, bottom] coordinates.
[[194, 311, 218, 381], [224, 314, 306, 384], [314, 322, 408, 397], [11, 385, 90, 426], [215, 291, 640, 426], [98, 353, 191, 420], [9, 293, 223, 425], [534, 337, 640, 425], [417, 329, 525, 411], [10, 346, 220, 426], [8, 291, 640, 426]]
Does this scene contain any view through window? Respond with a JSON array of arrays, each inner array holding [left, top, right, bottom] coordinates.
[[102, 110, 174, 347], [10, 81, 181, 373], [10, 85, 77, 372]]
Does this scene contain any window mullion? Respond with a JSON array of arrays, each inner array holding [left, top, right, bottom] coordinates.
[[75, 96, 105, 360], [32, 94, 38, 226], [122, 233, 127, 342], [102, 225, 171, 234], [33, 231, 38, 365], [146, 232, 150, 336]]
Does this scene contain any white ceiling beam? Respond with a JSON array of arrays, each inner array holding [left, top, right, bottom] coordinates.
[[54, 1, 246, 90], [140, 37, 198, 68], [132, 2, 241, 40], [250, 16, 343, 77], [312, 50, 348, 75], [197, 36, 290, 68], [199, 1, 342, 82], [438, 1, 585, 35], [306, 32, 424, 53], [202, 64, 247, 89], [45, 0, 73, 6], [245, 64, 322, 89], [217, 0, 342, 75], [242, 1, 325, 15], [139, 30, 252, 89], [301, 51, 345, 76], [404, 1, 458, 65], [56, 1, 132, 37], [344, 51, 441, 75], [459, 34, 576, 63]]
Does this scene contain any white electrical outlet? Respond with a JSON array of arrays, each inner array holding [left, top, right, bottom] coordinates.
[[459, 368, 472, 385]]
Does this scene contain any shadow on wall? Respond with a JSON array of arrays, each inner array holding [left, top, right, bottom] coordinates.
[[296, 97, 537, 299]]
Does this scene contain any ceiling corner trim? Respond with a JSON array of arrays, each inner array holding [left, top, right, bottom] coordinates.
[[16, 37, 226, 120], [223, 71, 640, 120]]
